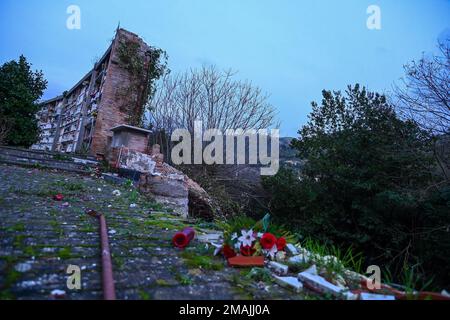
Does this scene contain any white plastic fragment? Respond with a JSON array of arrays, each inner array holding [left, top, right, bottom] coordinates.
[[360, 293, 396, 300], [268, 261, 289, 275], [273, 275, 303, 293], [303, 264, 318, 275], [50, 289, 66, 298], [298, 267, 352, 299], [14, 262, 32, 273], [285, 244, 299, 256], [288, 254, 310, 265]]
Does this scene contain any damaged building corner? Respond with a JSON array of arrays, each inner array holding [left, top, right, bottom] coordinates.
[[32, 28, 154, 159]]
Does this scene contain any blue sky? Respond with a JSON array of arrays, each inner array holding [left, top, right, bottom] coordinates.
[[1, 0, 449, 136]]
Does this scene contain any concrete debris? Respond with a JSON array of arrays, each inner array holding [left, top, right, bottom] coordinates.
[[273, 275, 303, 293], [197, 233, 223, 243], [288, 254, 310, 265], [268, 261, 289, 275], [50, 289, 66, 299], [14, 262, 32, 273], [298, 267, 353, 299], [360, 293, 396, 300], [285, 243, 299, 256]]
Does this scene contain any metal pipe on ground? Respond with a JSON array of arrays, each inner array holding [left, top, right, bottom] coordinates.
[[87, 209, 116, 300]]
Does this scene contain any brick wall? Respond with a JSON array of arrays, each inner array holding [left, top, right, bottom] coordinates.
[[90, 29, 152, 156]]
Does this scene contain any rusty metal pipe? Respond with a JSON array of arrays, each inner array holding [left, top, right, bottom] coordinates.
[[98, 214, 116, 300]]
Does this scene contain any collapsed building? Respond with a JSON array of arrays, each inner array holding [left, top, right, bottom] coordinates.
[[32, 28, 153, 158], [31, 28, 215, 218]]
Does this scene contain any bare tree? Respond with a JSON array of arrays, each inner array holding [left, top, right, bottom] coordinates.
[[147, 65, 278, 137], [0, 117, 11, 145], [393, 40, 449, 135]]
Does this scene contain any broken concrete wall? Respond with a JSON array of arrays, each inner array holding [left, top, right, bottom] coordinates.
[[113, 144, 216, 218]]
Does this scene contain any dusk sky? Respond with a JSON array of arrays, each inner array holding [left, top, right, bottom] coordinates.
[[1, 0, 449, 136]]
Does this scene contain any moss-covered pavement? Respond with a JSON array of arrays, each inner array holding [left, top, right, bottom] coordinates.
[[0, 164, 312, 300]]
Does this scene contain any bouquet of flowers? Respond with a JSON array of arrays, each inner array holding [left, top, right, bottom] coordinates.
[[215, 214, 289, 261]]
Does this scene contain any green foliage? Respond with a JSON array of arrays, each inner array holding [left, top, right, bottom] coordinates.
[[116, 38, 168, 126], [263, 84, 450, 288], [0, 55, 47, 146]]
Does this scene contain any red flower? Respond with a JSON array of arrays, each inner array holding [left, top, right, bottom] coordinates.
[[260, 233, 277, 250], [172, 233, 189, 249], [223, 245, 236, 259], [240, 245, 256, 256], [276, 237, 287, 251], [53, 194, 64, 201]]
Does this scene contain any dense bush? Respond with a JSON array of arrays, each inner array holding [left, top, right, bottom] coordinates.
[[0, 55, 47, 147], [263, 85, 450, 289]]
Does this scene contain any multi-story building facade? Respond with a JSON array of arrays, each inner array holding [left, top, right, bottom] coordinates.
[[32, 28, 152, 157]]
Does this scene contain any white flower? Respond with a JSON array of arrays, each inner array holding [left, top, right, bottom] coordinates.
[[238, 229, 256, 247], [210, 242, 223, 256], [266, 244, 278, 259], [231, 233, 238, 241], [257, 232, 264, 238]]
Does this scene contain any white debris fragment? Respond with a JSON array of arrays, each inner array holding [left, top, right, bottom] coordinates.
[[108, 229, 117, 235], [298, 267, 353, 299], [360, 293, 396, 300], [268, 261, 289, 275], [288, 254, 310, 265], [273, 275, 303, 293], [97, 188, 102, 192], [129, 203, 137, 208], [112, 190, 121, 197], [303, 264, 318, 275], [275, 251, 286, 262], [285, 244, 299, 256], [50, 289, 66, 298], [14, 262, 32, 273], [442, 290, 450, 298]]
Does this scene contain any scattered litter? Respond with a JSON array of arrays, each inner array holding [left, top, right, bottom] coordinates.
[[62, 202, 69, 207], [298, 267, 353, 299], [108, 229, 117, 235], [288, 254, 310, 265], [14, 262, 32, 273], [50, 289, 66, 299], [172, 227, 196, 249], [86, 209, 100, 217], [112, 190, 121, 197], [285, 244, 299, 256], [268, 261, 289, 275], [97, 188, 102, 192], [273, 275, 303, 293], [129, 203, 137, 208], [360, 292, 396, 300]]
